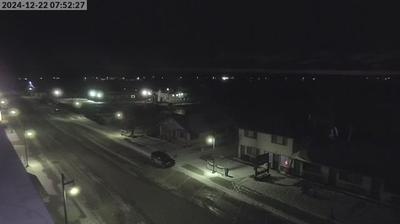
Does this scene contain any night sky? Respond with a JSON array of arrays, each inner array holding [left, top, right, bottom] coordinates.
[[1, 1, 400, 75]]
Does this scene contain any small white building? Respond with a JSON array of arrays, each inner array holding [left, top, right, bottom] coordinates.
[[156, 90, 189, 104]]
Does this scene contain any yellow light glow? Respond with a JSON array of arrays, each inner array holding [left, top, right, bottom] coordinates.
[[69, 186, 80, 196], [52, 88, 63, 97], [73, 101, 82, 108], [9, 108, 19, 116], [206, 136, 215, 145], [88, 90, 97, 98], [115, 111, 124, 119], [25, 129, 36, 139]]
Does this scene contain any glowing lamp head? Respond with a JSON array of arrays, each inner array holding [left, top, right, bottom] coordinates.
[[206, 136, 215, 145], [96, 91, 104, 99], [9, 108, 19, 116], [25, 129, 36, 139], [73, 101, 82, 108], [115, 111, 124, 120], [141, 89, 152, 97], [88, 90, 97, 98], [52, 88, 63, 97], [69, 186, 80, 196]]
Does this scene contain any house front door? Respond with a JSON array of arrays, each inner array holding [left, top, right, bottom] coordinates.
[[240, 146, 246, 160]]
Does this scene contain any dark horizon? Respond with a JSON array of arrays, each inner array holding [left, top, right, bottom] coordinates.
[[2, 1, 400, 75]]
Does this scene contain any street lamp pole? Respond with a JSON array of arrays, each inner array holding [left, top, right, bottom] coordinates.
[[206, 135, 216, 173], [212, 137, 215, 150], [24, 131, 29, 168], [61, 173, 75, 224], [24, 129, 35, 168], [8, 109, 29, 167], [212, 137, 216, 173]]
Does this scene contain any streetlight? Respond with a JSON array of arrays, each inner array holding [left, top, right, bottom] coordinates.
[[115, 111, 124, 120], [52, 88, 63, 98], [206, 135, 215, 150], [24, 129, 36, 168], [9, 108, 19, 117], [206, 135, 216, 173], [0, 98, 7, 106], [96, 91, 104, 99], [73, 101, 82, 108], [88, 89, 97, 98], [61, 173, 80, 224], [69, 186, 80, 196]]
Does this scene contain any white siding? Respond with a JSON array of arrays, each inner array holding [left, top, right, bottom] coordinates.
[[238, 128, 294, 157]]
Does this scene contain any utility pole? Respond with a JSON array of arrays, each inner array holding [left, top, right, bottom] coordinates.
[[61, 173, 75, 224]]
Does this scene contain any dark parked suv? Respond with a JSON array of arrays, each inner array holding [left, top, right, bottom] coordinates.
[[150, 151, 175, 168]]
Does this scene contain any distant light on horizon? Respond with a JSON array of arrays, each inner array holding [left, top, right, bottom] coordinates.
[[88, 90, 97, 98], [115, 111, 124, 120], [221, 76, 229, 81], [73, 101, 82, 108], [141, 89, 152, 97], [96, 91, 104, 99], [52, 88, 63, 97]]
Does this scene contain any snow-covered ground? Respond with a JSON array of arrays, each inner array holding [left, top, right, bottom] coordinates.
[[47, 114, 400, 224]]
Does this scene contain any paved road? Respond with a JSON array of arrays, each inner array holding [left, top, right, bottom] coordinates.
[[12, 98, 290, 224]]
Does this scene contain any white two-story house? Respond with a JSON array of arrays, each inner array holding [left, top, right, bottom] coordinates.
[[238, 127, 389, 200], [238, 128, 302, 174]]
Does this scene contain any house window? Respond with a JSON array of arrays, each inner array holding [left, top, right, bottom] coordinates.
[[271, 135, 287, 145], [246, 146, 259, 157], [244, 130, 257, 138]]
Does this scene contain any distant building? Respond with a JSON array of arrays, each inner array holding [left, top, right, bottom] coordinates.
[[160, 114, 213, 143], [160, 109, 232, 146], [155, 90, 190, 104]]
